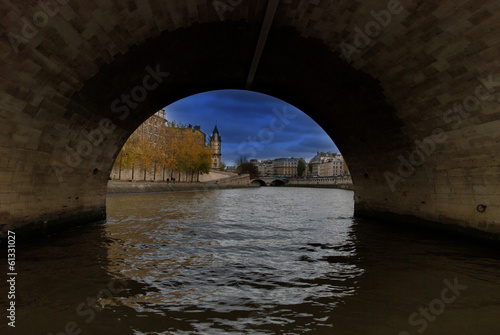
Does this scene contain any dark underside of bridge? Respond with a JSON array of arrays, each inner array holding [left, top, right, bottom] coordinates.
[[1, 0, 499, 241]]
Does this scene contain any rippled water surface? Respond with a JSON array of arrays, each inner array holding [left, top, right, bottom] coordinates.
[[1, 187, 499, 334]]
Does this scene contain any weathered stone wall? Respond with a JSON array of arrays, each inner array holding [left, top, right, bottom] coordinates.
[[110, 164, 234, 183], [0, 1, 499, 239], [107, 180, 251, 195], [198, 170, 239, 183], [289, 177, 352, 185], [213, 174, 251, 186], [289, 177, 353, 189]]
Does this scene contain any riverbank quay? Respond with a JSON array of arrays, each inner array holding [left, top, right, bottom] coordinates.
[[286, 183, 354, 191], [286, 176, 353, 190], [107, 181, 255, 194]]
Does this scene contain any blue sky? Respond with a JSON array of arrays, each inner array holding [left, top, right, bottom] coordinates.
[[163, 90, 338, 166]]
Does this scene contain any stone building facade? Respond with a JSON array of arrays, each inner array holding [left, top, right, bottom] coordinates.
[[257, 157, 305, 177], [209, 126, 221, 169], [111, 110, 213, 181], [310, 152, 349, 177], [274, 158, 301, 177], [134, 110, 167, 143], [257, 160, 274, 177]]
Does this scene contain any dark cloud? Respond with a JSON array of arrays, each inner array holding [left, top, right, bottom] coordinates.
[[164, 90, 338, 165]]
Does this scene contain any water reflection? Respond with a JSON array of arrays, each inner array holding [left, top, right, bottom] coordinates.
[[1, 188, 499, 335], [103, 189, 362, 334]]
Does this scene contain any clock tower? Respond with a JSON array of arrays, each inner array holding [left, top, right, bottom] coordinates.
[[209, 125, 221, 169]]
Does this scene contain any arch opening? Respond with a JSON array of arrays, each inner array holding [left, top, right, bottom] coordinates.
[[251, 180, 267, 186], [108, 89, 344, 187], [270, 179, 286, 187], [0, 12, 498, 240]]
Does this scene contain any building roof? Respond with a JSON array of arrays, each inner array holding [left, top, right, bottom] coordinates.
[[210, 125, 221, 142]]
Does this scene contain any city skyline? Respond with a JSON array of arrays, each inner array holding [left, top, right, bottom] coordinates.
[[163, 90, 339, 165]]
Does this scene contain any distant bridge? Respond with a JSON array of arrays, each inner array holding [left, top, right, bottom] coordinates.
[[251, 176, 354, 188], [250, 178, 290, 186]]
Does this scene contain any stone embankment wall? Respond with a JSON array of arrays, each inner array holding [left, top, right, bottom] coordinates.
[[211, 174, 251, 186], [288, 177, 353, 190], [108, 178, 251, 195], [111, 166, 237, 183], [199, 170, 240, 182]]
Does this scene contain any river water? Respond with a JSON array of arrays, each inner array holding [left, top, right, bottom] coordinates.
[[1, 187, 499, 334]]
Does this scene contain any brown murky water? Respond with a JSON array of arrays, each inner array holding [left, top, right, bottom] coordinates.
[[1, 187, 499, 334]]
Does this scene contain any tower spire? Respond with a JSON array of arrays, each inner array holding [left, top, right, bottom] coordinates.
[[209, 124, 221, 169]]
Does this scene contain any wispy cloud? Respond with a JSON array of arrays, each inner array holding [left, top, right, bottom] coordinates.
[[164, 90, 338, 165]]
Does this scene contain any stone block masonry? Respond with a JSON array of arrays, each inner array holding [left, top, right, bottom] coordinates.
[[0, 1, 499, 240]]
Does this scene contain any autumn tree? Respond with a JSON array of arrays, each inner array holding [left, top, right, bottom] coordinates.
[[297, 159, 306, 177], [115, 135, 139, 179], [236, 156, 259, 179], [157, 121, 212, 182], [159, 124, 183, 180], [192, 140, 212, 181], [114, 119, 212, 182], [134, 134, 152, 180], [176, 130, 212, 182]]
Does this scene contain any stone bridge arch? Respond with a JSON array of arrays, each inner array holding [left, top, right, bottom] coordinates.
[[1, 1, 499, 239], [269, 179, 287, 187], [250, 178, 288, 186], [251, 179, 267, 187]]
